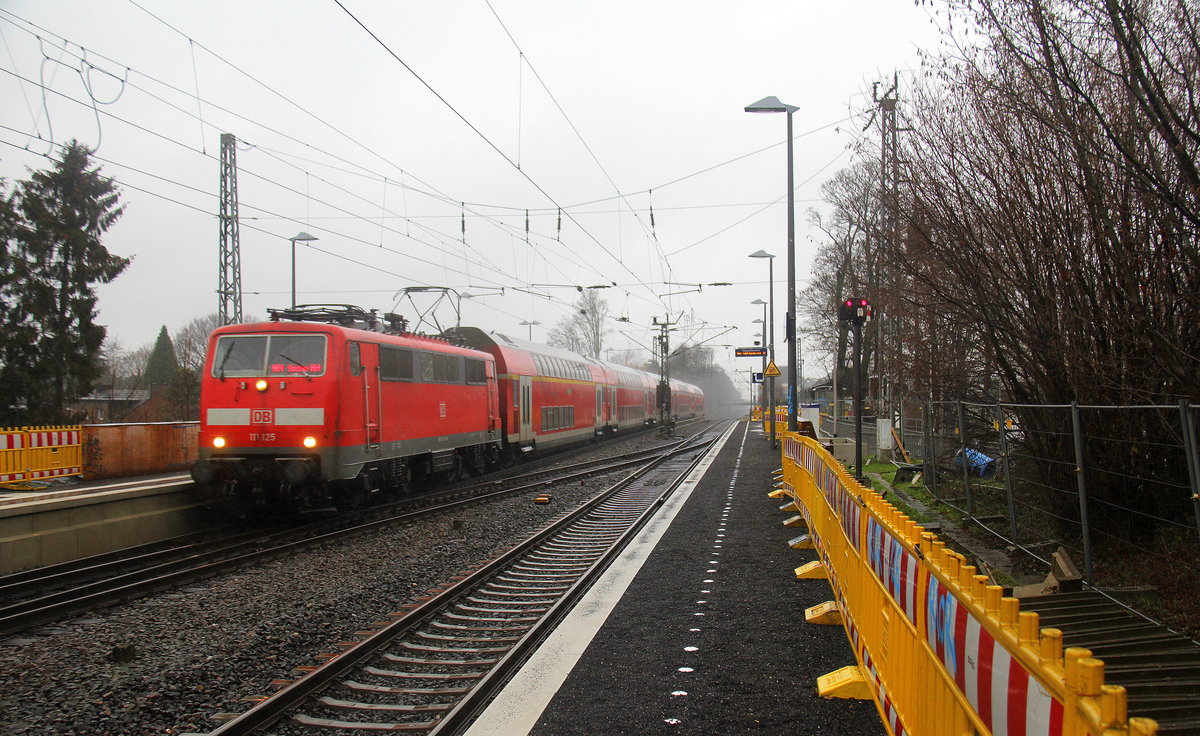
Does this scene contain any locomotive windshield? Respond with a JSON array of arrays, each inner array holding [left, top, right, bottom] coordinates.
[[212, 334, 327, 377]]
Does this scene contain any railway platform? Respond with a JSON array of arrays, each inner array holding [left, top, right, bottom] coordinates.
[[0, 472, 205, 574], [466, 419, 885, 735]]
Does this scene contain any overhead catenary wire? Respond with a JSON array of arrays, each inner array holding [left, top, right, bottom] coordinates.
[[3, 7, 848, 217], [2, 5, 858, 346], [0, 10, 643, 303], [1, 130, 571, 329], [0, 59, 623, 307], [330, 0, 664, 310]]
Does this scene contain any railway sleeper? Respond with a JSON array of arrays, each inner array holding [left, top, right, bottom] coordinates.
[[363, 668, 485, 681], [343, 681, 472, 696], [318, 696, 453, 713], [293, 713, 437, 731]]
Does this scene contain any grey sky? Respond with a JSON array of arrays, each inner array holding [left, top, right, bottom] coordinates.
[[0, 0, 940, 382]]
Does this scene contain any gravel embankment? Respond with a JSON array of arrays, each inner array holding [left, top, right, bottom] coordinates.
[[0, 434, 675, 735]]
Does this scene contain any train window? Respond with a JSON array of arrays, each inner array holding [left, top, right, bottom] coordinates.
[[213, 335, 268, 377], [438, 355, 460, 383], [465, 359, 487, 385], [379, 346, 414, 381], [348, 342, 362, 376], [212, 334, 327, 377], [268, 335, 326, 376]]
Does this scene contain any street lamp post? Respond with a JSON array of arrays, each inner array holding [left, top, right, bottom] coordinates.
[[288, 232, 319, 308], [750, 276, 775, 447], [519, 320, 541, 340], [746, 95, 799, 433]]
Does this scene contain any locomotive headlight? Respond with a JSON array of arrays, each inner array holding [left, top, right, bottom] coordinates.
[[302, 436, 318, 449], [255, 379, 269, 392], [212, 436, 227, 448]]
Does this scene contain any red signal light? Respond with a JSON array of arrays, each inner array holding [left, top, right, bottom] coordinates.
[[838, 297, 871, 324]]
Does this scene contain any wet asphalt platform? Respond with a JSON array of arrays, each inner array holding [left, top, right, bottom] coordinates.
[[466, 419, 886, 735]]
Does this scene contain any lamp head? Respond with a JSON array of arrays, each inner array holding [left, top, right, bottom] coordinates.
[[748, 249, 775, 259], [745, 96, 798, 114], [289, 231, 319, 243]]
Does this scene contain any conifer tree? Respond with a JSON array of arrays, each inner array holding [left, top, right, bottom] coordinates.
[[143, 326, 178, 386], [0, 141, 128, 423]]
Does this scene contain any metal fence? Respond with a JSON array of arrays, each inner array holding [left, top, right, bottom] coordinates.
[[827, 400, 1200, 596]]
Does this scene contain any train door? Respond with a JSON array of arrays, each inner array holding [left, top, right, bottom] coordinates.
[[487, 365, 498, 433], [350, 341, 382, 453], [519, 375, 533, 442], [595, 386, 603, 428]]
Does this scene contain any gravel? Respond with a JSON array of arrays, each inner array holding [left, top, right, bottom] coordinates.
[[0, 433, 678, 735]]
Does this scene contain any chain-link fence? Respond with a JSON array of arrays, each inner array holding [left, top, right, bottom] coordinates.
[[863, 400, 1200, 599]]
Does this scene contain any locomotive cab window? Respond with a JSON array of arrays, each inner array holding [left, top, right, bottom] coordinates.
[[212, 334, 327, 377], [348, 342, 362, 376]]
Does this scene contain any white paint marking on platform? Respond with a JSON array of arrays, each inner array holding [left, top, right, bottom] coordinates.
[[462, 421, 742, 736]]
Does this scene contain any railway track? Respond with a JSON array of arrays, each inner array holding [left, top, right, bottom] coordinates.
[[195, 423, 726, 735], [0, 425, 710, 635]]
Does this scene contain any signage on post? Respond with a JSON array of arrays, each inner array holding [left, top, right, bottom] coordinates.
[[735, 346, 768, 358], [764, 361, 781, 377]]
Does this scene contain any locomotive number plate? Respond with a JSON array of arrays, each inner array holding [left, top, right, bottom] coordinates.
[[249, 433, 277, 442]]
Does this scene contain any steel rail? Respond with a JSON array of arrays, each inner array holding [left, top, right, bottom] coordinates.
[[201, 425, 722, 735]]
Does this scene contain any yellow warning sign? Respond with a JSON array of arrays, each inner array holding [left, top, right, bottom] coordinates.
[[764, 360, 781, 377]]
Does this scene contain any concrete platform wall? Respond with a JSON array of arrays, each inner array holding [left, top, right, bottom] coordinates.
[[0, 483, 210, 574]]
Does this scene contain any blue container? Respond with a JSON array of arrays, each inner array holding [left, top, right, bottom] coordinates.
[[955, 447, 997, 477]]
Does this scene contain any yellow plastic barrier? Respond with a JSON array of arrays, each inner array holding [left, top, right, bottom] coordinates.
[[0, 426, 82, 485], [752, 405, 786, 436], [777, 431, 1157, 736]]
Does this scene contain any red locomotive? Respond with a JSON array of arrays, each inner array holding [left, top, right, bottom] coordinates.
[[190, 305, 703, 514]]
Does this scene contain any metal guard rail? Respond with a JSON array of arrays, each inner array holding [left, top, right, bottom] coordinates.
[[0, 426, 82, 485], [778, 430, 1157, 736]]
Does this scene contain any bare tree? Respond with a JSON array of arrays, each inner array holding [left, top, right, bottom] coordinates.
[[800, 160, 882, 400], [546, 290, 610, 358]]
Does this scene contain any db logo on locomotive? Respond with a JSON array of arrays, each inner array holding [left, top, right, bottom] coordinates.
[[251, 409, 274, 424]]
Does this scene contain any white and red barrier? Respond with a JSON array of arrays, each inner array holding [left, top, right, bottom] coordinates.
[[778, 432, 1155, 736], [0, 426, 82, 485]]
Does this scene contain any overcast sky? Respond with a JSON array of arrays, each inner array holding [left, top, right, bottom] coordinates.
[[0, 0, 942, 386]]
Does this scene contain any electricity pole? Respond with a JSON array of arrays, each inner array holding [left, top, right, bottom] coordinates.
[[875, 74, 903, 458], [653, 315, 678, 436], [218, 133, 242, 326]]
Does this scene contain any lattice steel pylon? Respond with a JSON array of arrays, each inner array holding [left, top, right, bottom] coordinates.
[[218, 132, 242, 325]]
